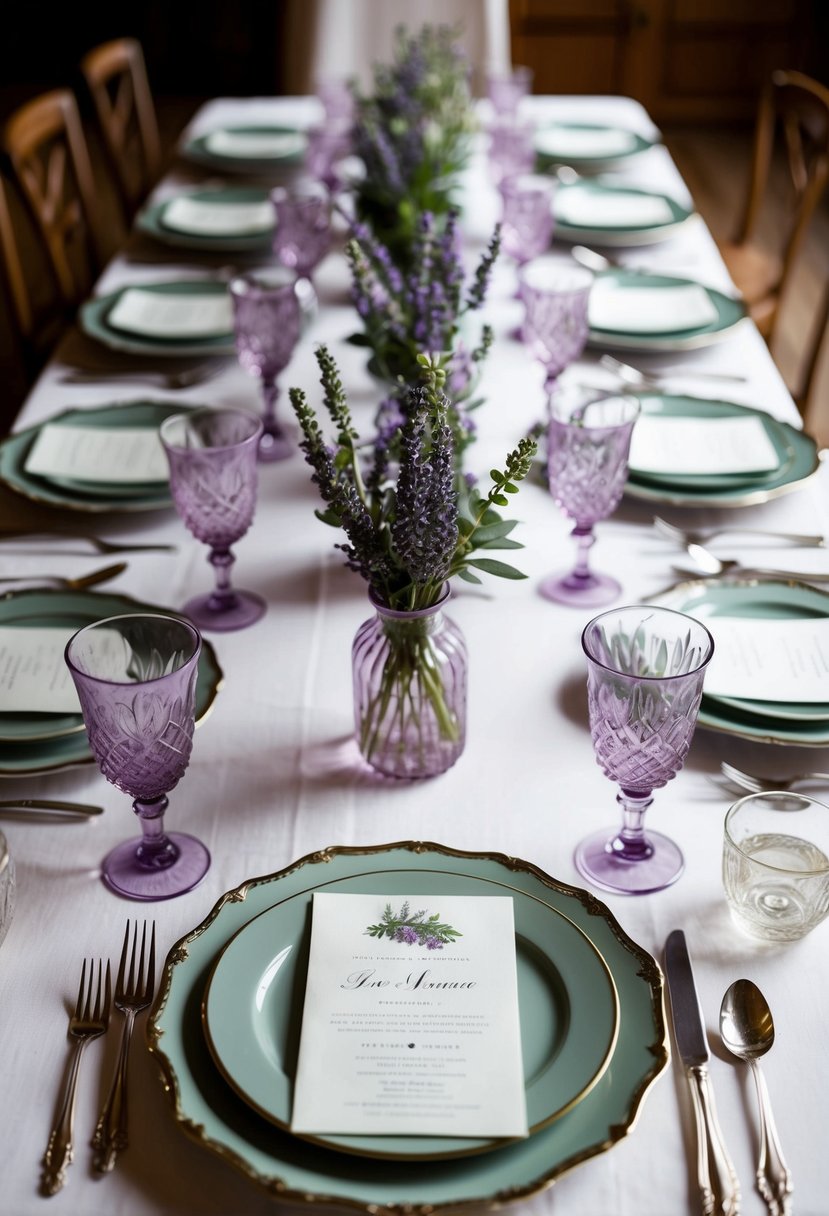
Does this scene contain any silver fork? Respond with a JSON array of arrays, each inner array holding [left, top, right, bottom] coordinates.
[[0, 563, 127, 591], [91, 921, 156, 1173], [0, 531, 176, 555], [654, 515, 825, 549], [41, 958, 111, 1195], [601, 353, 748, 385], [720, 761, 829, 794], [59, 362, 226, 390]]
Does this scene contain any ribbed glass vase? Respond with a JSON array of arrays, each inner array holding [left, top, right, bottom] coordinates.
[[352, 587, 467, 779]]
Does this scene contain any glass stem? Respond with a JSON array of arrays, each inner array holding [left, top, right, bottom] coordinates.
[[570, 525, 596, 582], [132, 795, 179, 871], [261, 379, 281, 439], [611, 790, 655, 861], [208, 547, 237, 611]]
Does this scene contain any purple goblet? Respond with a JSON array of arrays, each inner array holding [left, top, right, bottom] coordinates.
[[499, 173, 555, 275], [487, 65, 534, 117], [487, 117, 536, 185], [270, 183, 333, 282], [304, 123, 353, 193], [576, 605, 714, 895], [520, 257, 593, 397], [65, 613, 209, 900], [160, 407, 265, 632], [229, 267, 302, 462], [541, 387, 640, 607]]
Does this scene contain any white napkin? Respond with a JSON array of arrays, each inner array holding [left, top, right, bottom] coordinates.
[[24, 424, 168, 484], [204, 129, 306, 159], [555, 186, 673, 228], [589, 282, 718, 333], [162, 196, 274, 236], [629, 414, 781, 475], [107, 288, 233, 339], [536, 126, 638, 159]]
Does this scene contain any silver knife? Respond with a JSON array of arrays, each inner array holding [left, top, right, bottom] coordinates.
[[665, 930, 741, 1216]]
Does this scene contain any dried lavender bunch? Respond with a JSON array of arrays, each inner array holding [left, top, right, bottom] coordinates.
[[289, 347, 537, 612], [347, 209, 500, 463], [351, 24, 475, 248]]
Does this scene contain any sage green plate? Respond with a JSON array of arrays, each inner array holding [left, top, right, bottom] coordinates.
[[588, 270, 747, 352], [79, 281, 236, 358], [535, 123, 655, 172], [149, 842, 667, 1213], [136, 187, 275, 252], [553, 180, 693, 247], [202, 879, 618, 1159], [0, 588, 223, 776], [0, 401, 193, 513], [182, 126, 307, 174], [649, 579, 829, 746], [625, 395, 819, 508]]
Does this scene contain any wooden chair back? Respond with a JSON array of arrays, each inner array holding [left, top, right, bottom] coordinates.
[[80, 38, 162, 221], [1, 89, 104, 375], [722, 70, 829, 345]]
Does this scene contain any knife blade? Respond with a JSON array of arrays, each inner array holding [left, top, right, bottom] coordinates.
[[664, 929, 741, 1216]]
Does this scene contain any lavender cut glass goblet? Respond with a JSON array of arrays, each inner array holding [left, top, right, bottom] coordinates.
[[487, 117, 536, 185], [230, 267, 302, 462], [500, 173, 555, 274], [65, 613, 209, 901], [160, 407, 265, 632], [305, 124, 353, 193], [542, 387, 640, 607], [520, 257, 594, 398], [576, 605, 714, 895], [487, 65, 534, 117], [271, 183, 333, 282]]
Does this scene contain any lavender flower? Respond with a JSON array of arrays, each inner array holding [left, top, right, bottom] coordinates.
[[425, 936, 443, 950]]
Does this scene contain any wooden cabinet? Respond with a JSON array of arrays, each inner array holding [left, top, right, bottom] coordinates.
[[509, 0, 822, 123]]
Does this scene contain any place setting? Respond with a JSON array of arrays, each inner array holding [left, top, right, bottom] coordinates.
[[135, 186, 276, 252], [180, 124, 308, 174], [79, 280, 237, 358], [534, 121, 658, 172], [552, 177, 695, 247]]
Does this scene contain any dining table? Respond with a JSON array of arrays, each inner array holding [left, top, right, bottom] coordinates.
[[0, 92, 827, 1216]]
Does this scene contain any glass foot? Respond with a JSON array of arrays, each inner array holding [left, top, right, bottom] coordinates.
[[539, 569, 621, 607], [184, 589, 266, 632], [574, 827, 684, 895], [257, 429, 294, 462], [101, 831, 211, 901]]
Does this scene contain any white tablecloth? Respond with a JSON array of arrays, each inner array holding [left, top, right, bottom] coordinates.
[[0, 96, 827, 1216]]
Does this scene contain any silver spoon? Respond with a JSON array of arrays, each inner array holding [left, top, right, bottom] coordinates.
[[0, 563, 128, 591], [720, 980, 792, 1216], [673, 544, 829, 584]]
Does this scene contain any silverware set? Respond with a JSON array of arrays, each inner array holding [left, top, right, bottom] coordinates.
[[653, 514, 828, 584], [40, 921, 156, 1196], [0, 530, 176, 555], [665, 930, 792, 1216], [0, 563, 127, 592]]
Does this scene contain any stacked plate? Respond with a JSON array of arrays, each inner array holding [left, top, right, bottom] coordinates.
[[625, 394, 820, 508], [534, 122, 655, 172], [181, 125, 307, 174], [0, 401, 193, 512], [588, 269, 746, 352], [650, 580, 829, 746], [553, 179, 694, 247], [0, 588, 223, 776], [79, 281, 236, 358], [136, 187, 275, 252], [149, 841, 667, 1211]]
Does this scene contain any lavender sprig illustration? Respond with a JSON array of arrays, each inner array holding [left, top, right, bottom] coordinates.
[[365, 901, 462, 949]]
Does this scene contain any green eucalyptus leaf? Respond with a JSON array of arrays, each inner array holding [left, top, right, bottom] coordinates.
[[467, 558, 527, 579], [492, 493, 509, 507], [345, 332, 373, 347], [479, 537, 523, 550], [456, 568, 483, 584]]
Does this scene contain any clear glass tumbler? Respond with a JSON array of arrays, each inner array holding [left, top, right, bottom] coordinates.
[[723, 791, 829, 941]]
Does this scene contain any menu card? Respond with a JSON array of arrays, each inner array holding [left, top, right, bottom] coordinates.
[[629, 413, 780, 476], [0, 628, 82, 713], [108, 288, 232, 339], [589, 282, 718, 333], [555, 186, 673, 228], [291, 892, 528, 1138], [536, 126, 637, 159], [204, 129, 306, 159], [702, 617, 829, 702], [25, 425, 168, 484], [162, 196, 275, 237]]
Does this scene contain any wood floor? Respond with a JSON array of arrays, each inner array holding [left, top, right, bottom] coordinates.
[[664, 124, 829, 448]]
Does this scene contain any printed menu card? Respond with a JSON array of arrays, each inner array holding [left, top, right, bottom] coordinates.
[[0, 627, 82, 713], [25, 425, 168, 484], [291, 893, 528, 1138], [702, 616, 829, 702]]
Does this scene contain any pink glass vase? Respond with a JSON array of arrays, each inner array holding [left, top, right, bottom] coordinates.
[[352, 588, 467, 779]]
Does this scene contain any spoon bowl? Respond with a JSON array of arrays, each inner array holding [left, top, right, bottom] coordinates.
[[719, 979, 792, 1215]]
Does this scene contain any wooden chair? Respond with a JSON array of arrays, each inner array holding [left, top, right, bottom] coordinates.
[[1, 89, 105, 376], [80, 37, 162, 222], [718, 69, 829, 347]]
